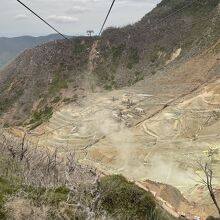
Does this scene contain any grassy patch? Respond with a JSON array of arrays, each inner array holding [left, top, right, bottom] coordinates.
[[29, 106, 53, 129], [49, 74, 68, 95], [0, 175, 70, 219], [0, 178, 17, 219], [24, 186, 69, 206], [0, 178, 69, 219], [93, 65, 116, 90]]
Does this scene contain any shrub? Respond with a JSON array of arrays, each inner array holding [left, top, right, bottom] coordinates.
[[99, 175, 156, 219], [24, 186, 69, 206], [0, 88, 24, 116], [74, 41, 86, 54], [29, 106, 53, 129], [0, 178, 17, 219], [127, 48, 140, 69], [111, 44, 125, 64], [51, 96, 61, 103]]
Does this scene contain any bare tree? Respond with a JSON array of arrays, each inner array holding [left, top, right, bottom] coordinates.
[[0, 129, 104, 218], [197, 161, 220, 217], [20, 132, 28, 161]]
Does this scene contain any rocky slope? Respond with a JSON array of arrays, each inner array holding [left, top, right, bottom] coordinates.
[[1, 0, 220, 218], [20, 36, 219, 219], [0, 34, 64, 69], [0, 0, 220, 126]]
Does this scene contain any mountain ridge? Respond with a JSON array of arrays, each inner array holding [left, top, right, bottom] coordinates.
[[0, 34, 65, 69], [0, 0, 220, 126], [1, 0, 220, 218]]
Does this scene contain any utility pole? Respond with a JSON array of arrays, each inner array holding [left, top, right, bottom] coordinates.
[[87, 30, 94, 37]]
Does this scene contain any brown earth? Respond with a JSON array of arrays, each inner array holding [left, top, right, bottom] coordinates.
[[9, 41, 217, 218], [1, 0, 220, 219]]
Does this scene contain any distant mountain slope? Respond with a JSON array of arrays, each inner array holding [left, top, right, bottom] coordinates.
[[0, 0, 220, 126], [0, 34, 64, 69]]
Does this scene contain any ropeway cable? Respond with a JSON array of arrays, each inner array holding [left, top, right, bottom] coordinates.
[[17, 0, 69, 41], [98, 0, 116, 36]]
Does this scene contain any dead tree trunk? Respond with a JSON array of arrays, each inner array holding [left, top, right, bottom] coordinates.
[[198, 162, 220, 217]]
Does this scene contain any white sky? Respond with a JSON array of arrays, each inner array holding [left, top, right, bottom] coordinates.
[[0, 0, 161, 37]]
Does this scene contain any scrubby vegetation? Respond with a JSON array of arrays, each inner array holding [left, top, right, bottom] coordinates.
[[51, 96, 61, 104], [111, 44, 125, 64], [127, 47, 140, 69], [29, 106, 53, 129], [1, 0, 220, 126], [0, 88, 24, 116], [0, 175, 177, 220], [0, 179, 70, 219], [0, 132, 178, 220], [0, 178, 16, 219], [49, 73, 68, 95], [99, 175, 176, 220], [74, 40, 87, 55], [100, 175, 156, 218]]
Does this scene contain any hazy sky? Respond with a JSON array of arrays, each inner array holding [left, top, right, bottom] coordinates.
[[0, 0, 161, 37]]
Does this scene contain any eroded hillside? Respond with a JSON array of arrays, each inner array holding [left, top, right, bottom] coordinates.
[[23, 38, 219, 219], [0, 0, 220, 126], [0, 34, 63, 69], [1, 0, 220, 219]]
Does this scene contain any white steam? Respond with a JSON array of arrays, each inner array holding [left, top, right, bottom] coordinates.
[[78, 109, 195, 186]]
